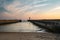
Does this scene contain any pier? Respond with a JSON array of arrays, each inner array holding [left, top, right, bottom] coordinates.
[[28, 20, 60, 33]]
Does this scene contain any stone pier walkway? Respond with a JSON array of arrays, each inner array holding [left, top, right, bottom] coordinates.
[[0, 32, 59, 40]]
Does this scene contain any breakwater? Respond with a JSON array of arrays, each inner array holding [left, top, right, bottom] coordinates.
[[28, 20, 60, 33]]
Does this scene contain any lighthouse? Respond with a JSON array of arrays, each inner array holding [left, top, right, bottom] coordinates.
[[29, 17, 31, 20]]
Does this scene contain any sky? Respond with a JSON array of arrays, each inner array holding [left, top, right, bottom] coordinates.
[[0, 0, 60, 20]]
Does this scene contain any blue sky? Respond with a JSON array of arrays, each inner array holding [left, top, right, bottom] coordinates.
[[0, 0, 60, 19]]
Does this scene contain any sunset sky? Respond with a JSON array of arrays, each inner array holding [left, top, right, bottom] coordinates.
[[0, 0, 60, 20]]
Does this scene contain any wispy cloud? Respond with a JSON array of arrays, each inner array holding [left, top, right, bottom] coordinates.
[[50, 6, 60, 12], [31, 0, 48, 4], [31, 4, 48, 8], [0, 0, 14, 13], [49, 6, 60, 12]]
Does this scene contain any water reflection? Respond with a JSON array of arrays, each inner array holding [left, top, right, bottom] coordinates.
[[0, 22, 46, 32]]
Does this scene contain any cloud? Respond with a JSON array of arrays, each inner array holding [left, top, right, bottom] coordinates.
[[5, 0, 48, 14], [0, 0, 14, 13], [32, 4, 48, 8], [19, 0, 48, 5], [48, 6, 60, 12], [22, 4, 48, 13], [0, 7, 7, 13], [5, 0, 48, 19], [51, 7, 60, 11], [31, 0, 48, 5]]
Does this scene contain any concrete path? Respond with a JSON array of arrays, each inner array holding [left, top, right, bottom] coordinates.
[[0, 32, 59, 40]]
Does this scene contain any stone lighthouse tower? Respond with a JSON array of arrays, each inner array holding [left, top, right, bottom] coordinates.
[[29, 17, 31, 20]]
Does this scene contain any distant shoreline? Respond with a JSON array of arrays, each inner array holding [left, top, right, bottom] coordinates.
[[0, 20, 21, 25]]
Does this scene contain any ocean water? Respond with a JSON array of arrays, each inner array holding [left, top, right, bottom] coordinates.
[[0, 22, 46, 32]]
